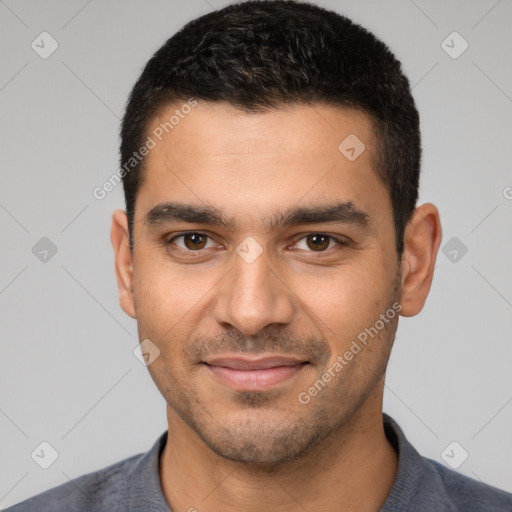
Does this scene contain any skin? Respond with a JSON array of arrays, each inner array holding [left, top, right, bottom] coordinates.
[[111, 101, 442, 512]]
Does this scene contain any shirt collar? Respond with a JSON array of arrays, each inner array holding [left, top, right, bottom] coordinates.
[[127, 430, 171, 512], [379, 413, 429, 511]]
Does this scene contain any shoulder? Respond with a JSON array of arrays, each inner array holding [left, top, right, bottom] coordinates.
[[419, 457, 512, 512], [382, 414, 512, 512], [3, 452, 143, 512]]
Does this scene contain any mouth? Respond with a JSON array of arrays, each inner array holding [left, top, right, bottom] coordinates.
[[203, 355, 310, 391]]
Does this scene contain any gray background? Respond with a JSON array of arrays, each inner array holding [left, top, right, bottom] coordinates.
[[1, 0, 511, 508]]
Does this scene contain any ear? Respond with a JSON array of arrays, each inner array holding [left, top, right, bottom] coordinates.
[[399, 203, 442, 317], [110, 209, 137, 319]]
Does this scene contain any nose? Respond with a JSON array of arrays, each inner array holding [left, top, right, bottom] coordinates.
[[212, 243, 295, 336]]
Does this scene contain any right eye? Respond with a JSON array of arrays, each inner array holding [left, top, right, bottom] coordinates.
[[165, 232, 218, 253]]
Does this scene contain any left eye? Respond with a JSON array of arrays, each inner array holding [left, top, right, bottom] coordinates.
[[294, 233, 341, 252]]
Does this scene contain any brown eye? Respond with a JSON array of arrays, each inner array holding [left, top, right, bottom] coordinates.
[[293, 233, 347, 255], [305, 233, 331, 251], [182, 233, 207, 250], [168, 232, 214, 252]]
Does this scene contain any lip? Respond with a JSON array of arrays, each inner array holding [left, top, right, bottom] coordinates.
[[205, 355, 306, 370], [204, 355, 309, 391]]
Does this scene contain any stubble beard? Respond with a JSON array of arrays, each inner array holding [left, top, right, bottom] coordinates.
[[151, 270, 402, 468]]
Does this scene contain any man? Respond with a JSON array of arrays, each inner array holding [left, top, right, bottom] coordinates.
[[7, 1, 511, 511]]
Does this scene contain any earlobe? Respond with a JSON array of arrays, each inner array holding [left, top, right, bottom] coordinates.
[[110, 209, 137, 319], [399, 203, 442, 317]]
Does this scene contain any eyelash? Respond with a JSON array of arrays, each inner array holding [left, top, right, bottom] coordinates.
[[164, 232, 350, 258]]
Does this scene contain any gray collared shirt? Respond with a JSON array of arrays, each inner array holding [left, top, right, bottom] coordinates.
[[5, 414, 511, 511]]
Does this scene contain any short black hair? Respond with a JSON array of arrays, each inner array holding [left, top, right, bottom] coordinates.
[[120, 0, 421, 257]]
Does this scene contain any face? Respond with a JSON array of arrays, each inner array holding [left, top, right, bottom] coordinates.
[[120, 102, 404, 465]]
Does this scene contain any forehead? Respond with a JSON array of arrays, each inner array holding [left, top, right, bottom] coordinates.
[[147, 101, 377, 163], [136, 101, 390, 231]]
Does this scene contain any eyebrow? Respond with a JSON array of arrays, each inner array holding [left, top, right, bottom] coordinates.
[[144, 201, 370, 233]]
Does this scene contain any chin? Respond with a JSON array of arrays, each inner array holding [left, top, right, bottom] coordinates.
[[191, 408, 332, 467]]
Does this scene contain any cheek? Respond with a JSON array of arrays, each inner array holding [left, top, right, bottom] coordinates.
[[132, 256, 219, 341], [293, 260, 390, 340]]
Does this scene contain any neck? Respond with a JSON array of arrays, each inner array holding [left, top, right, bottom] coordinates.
[[159, 388, 398, 512]]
